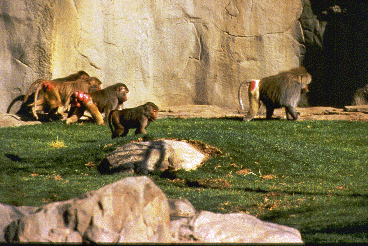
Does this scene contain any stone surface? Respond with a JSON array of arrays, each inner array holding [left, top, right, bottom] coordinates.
[[344, 105, 368, 113], [98, 140, 206, 174], [1, 176, 304, 243], [0, 114, 41, 128], [168, 198, 196, 219], [1, 0, 306, 114], [4, 176, 171, 243], [189, 211, 303, 243], [0, 204, 37, 242]]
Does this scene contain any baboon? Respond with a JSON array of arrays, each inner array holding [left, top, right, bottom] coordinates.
[[238, 67, 312, 121], [23, 71, 90, 103], [31, 77, 102, 120], [108, 102, 159, 138], [66, 83, 129, 125], [352, 84, 368, 105]]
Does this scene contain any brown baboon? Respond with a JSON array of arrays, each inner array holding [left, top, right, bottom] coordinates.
[[108, 102, 159, 138], [31, 77, 102, 120], [238, 67, 312, 121], [66, 83, 129, 125], [23, 71, 90, 103], [352, 84, 368, 105]]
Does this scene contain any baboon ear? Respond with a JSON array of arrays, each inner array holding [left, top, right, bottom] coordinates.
[[81, 74, 89, 80], [143, 104, 152, 111], [300, 74, 312, 85], [119, 86, 128, 93]]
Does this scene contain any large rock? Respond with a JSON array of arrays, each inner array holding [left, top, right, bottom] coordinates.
[[98, 140, 206, 174], [5, 176, 171, 243], [1, 176, 303, 243], [1, 0, 306, 114], [189, 211, 303, 243], [0, 204, 37, 242], [168, 201, 303, 243]]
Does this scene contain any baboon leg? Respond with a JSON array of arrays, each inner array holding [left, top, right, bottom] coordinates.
[[66, 108, 85, 124], [285, 105, 298, 120], [265, 106, 275, 120], [84, 101, 104, 125], [244, 102, 260, 121], [285, 110, 293, 120], [135, 118, 148, 134], [44, 86, 63, 120], [112, 128, 126, 139], [244, 80, 260, 121], [120, 128, 130, 137], [111, 121, 127, 138], [47, 107, 63, 121]]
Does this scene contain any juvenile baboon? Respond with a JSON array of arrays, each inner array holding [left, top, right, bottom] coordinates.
[[31, 77, 102, 120], [108, 102, 159, 138], [352, 84, 368, 105], [238, 67, 312, 121], [66, 83, 129, 125]]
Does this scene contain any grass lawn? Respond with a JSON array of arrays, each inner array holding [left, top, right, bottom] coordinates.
[[0, 118, 367, 243]]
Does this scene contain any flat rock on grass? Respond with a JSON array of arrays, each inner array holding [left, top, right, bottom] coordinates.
[[0, 114, 40, 128], [98, 140, 205, 174]]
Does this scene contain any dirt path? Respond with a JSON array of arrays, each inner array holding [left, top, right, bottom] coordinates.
[[158, 105, 368, 121], [2, 105, 368, 128]]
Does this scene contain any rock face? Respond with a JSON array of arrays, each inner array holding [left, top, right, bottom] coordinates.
[[1, 176, 303, 243], [300, 0, 368, 107], [1, 0, 306, 114], [98, 140, 206, 174]]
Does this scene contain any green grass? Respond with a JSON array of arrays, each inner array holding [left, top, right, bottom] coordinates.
[[0, 118, 367, 243]]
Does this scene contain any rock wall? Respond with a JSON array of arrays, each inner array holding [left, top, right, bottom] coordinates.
[[1, 0, 306, 113]]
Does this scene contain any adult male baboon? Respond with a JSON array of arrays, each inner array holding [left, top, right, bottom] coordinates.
[[66, 83, 129, 125], [238, 67, 312, 121], [23, 71, 90, 103], [352, 84, 368, 105], [31, 77, 102, 120], [108, 102, 159, 138]]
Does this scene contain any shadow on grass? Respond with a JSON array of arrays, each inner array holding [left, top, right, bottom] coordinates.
[[217, 116, 283, 121], [173, 178, 368, 198], [260, 200, 368, 243]]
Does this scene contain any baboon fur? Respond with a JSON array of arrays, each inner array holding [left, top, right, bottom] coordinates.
[[239, 67, 312, 121]]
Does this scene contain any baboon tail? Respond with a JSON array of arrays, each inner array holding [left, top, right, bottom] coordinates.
[[7, 95, 25, 114], [32, 80, 46, 120], [23, 79, 43, 103]]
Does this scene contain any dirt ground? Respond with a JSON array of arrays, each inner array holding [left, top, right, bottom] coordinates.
[[2, 105, 368, 128], [158, 105, 368, 121]]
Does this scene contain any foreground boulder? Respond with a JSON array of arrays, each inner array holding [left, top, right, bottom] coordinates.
[[0, 204, 37, 242], [1, 176, 303, 243], [5, 176, 171, 243], [189, 211, 302, 243], [98, 140, 206, 174], [167, 200, 302, 243]]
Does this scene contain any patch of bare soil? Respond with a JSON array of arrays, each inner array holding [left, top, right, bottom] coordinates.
[[159, 105, 368, 121], [2, 105, 368, 128]]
